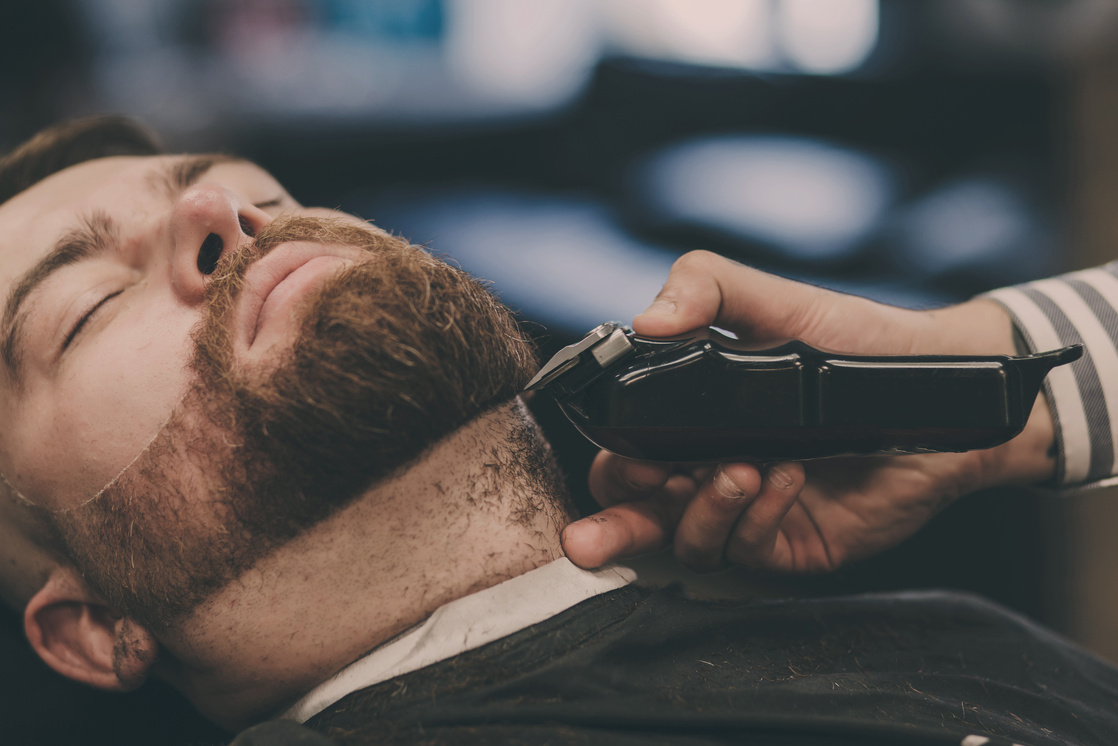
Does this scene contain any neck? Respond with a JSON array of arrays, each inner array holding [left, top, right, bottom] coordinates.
[[157, 400, 569, 730]]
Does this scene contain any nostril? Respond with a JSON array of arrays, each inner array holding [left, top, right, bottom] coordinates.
[[197, 233, 224, 275], [238, 214, 256, 238]]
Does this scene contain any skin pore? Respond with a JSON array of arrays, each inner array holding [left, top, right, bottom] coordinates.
[[0, 153, 572, 730]]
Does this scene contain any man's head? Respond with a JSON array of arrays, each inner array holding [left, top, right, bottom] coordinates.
[[0, 118, 569, 724]]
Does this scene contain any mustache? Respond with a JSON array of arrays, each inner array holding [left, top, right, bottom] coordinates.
[[192, 214, 393, 379], [203, 214, 386, 313]]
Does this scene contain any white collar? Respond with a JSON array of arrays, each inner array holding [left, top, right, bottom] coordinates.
[[283, 558, 636, 722]]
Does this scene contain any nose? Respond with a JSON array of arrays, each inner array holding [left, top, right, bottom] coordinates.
[[169, 183, 273, 303]]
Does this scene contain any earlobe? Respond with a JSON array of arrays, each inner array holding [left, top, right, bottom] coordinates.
[[24, 568, 158, 691]]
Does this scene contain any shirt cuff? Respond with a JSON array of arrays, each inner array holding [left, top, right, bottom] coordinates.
[[981, 262, 1118, 487]]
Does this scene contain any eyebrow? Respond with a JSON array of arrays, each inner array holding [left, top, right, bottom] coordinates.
[[0, 154, 241, 383]]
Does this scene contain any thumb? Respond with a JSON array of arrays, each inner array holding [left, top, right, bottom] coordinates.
[[562, 502, 670, 569], [633, 252, 723, 338], [633, 251, 827, 344]]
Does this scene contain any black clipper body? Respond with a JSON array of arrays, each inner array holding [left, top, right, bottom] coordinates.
[[525, 322, 1082, 462]]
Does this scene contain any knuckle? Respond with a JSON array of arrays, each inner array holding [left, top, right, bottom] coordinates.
[[672, 250, 719, 273]]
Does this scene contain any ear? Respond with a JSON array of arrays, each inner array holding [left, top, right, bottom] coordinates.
[[24, 567, 158, 691]]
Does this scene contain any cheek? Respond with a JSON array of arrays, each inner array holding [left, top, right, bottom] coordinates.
[[4, 308, 200, 510]]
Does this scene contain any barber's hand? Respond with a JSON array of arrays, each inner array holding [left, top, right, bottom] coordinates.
[[562, 251, 1056, 573]]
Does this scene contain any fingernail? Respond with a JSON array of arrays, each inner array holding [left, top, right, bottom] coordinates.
[[639, 297, 677, 318], [767, 465, 794, 490], [712, 467, 747, 500]]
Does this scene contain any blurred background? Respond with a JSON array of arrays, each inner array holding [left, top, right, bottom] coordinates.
[[3, 0, 1118, 742]]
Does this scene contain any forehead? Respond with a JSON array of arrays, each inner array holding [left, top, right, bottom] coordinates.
[[0, 156, 134, 255], [0, 157, 151, 302], [0, 155, 150, 217]]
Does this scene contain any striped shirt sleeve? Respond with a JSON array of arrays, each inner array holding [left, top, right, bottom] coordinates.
[[982, 261, 1118, 488]]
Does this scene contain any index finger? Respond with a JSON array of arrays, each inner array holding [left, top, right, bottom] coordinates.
[[563, 473, 701, 568], [588, 451, 672, 508]]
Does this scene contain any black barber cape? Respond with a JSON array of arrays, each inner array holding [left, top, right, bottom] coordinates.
[[231, 586, 1118, 746]]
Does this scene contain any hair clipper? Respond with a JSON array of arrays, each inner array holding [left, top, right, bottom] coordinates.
[[524, 322, 1082, 462]]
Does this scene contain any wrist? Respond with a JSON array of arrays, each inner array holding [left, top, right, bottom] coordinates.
[[927, 298, 1057, 488], [977, 393, 1057, 489]]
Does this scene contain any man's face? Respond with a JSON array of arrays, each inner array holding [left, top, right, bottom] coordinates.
[[0, 155, 363, 510], [0, 152, 537, 630]]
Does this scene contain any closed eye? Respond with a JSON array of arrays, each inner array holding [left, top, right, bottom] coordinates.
[[62, 290, 123, 351]]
